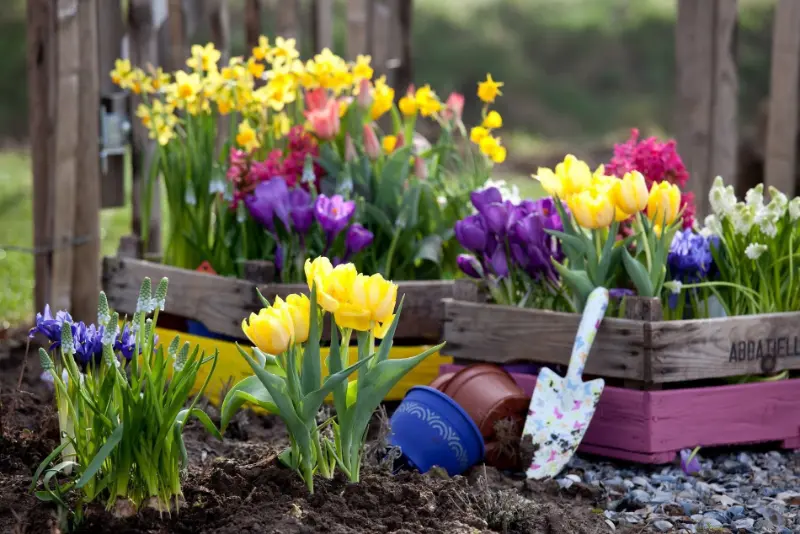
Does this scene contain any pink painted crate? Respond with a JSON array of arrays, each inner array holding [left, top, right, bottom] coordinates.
[[440, 364, 800, 464]]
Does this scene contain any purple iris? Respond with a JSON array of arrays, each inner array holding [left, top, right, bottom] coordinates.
[[454, 214, 488, 253], [315, 194, 356, 240], [344, 224, 373, 260], [245, 178, 291, 232], [72, 322, 105, 367], [29, 305, 73, 349], [288, 187, 314, 234]]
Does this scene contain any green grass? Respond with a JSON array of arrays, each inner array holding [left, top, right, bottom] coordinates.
[[0, 152, 131, 327]]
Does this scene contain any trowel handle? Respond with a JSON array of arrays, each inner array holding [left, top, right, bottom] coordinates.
[[566, 287, 609, 383]]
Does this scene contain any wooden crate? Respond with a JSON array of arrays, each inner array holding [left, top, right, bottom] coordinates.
[[442, 364, 800, 464], [102, 256, 463, 401]]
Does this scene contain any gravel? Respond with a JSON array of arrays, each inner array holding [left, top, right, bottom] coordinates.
[[559, 449, 800, 532]]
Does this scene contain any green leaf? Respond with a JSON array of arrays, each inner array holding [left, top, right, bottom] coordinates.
[[327, 322, 349, 424], [76, 424, 124, 489], [374, 299, 404, 364], [299, 354, 374, 421], [552, 263, 596, 310], [30, 439, 72, 491], [176, 408, 222, 440], [622, 248, 655, 297], [300, 285, 322, 396], [414, 234, 443, 265], [255, 288, 271, 309]]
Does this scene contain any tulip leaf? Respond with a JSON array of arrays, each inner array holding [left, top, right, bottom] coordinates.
[[176, 408, 222, 441], [76, 423, 124, 489], [326, 319, 349, 425], [622, 248, 655, 297], [299, 355, 374, 421], [220, 375, 280, 431], [300, 285, 322, 396], [252, 347, 281, 370], [552, 262, 596, 310], [375, 298, 404, 364], [414, 234, 443, 265]]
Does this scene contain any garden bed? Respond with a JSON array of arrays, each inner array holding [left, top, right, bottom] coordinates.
[[1, 347, 623, 534]]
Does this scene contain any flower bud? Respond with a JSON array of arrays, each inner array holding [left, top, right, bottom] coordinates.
[[345, 134, 357, 162], [363, 125, 381, 160], [356, 78, 372, 109]]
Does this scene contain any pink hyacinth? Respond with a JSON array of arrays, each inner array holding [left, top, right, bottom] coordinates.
[[607, 128, 695, 229]]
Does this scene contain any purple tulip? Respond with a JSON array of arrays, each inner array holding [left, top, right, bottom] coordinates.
[[680, 448, 701, 475], [470, 187, 503, 213], [288, 187, 314, 234], [455, 214, 488, 253], [315, 194, 356, 239], [457, 254, 483, 278], [344, 224, 373, 259], [245, 178, 291, 231]]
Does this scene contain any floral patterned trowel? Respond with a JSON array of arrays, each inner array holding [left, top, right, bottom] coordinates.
[[523, 287, 609, 479]]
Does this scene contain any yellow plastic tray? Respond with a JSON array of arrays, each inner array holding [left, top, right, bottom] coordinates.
[[155, 327, 451, 405]]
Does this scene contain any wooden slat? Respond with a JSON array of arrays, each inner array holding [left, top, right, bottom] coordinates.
[[167, 0, 186, 71], [675, 0, 738, 220], [28, 0, 56, 314], [395, 0, 413, 93], [103, 257, 461, 343], [370, 0, 392, 79], [275, 0, 299, 39], [346, 0, 368, 59], [71, 0, 101, 323], [245, 0, 262, 52], [50, 0, 81, 312], [649, 312, 800, 383], [442, 299, 647, 381], [313, 0, 333, 52], [96, 0, 126, 208], [764, 0, 800, 197]]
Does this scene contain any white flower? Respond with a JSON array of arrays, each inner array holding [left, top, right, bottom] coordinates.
[[479, 178, 521, 205], [732, 204, 755, 236], [759, 218, 778, 238], [709, 176, 737, 218], [789, 197, 800, 221], [745, 183, 764, 209], [703, 214, 722, 236], [745, 243, 767, 260], [664, 280, 683, 295], [437, 195, 447, 207], [766, 186, 788, 218]]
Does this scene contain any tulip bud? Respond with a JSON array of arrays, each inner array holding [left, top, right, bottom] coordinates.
[[356, 78, 372, 109], [615, 171, 649, 215], [414, 156, 428, 180], [345, 134, 357, 162], [444, 92, 465, 122], [363, 125, 381, 160], [646, 181, 681, 226]]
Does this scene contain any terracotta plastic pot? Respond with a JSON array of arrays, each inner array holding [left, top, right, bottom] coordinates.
[[441, 364, 529, 440], [428, 372, 455, 391]]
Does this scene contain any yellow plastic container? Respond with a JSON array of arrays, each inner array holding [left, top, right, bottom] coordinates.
[[155, 327, 451, 406]]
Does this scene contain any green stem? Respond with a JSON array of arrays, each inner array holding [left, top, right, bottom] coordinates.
[[384, 228, 401, 279], [635, 212, 653, 273]]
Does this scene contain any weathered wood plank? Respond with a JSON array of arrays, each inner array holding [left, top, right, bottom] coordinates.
[[442, 299, 647, 381], [71, 0, 101, 323], [346, 0, 368, 59], [275, 0, 298, 39], [710, 0, 738, 200], [764, 0, 800, 198], [649, 312, 800, 383], [102, 257, 457, 343], [313, 0, 333, 52], [395, 0, 413, 93], [370, 0, 392, 79], [245, 0, 262, 51]]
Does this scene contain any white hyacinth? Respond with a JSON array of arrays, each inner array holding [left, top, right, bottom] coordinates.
[[702, 214, 722, 237], [709, 176, 737, 218], [766, 186, 788, 218], [745, 183, 764, 209], [482, 178, 521, 205], [732, 204, 756, 236], [789, 197, 800, 221], [745, 243, 767, 260]]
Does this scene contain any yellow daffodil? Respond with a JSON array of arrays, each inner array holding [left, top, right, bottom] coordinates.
[[247, 57, 265, 78], [272, 112, 291, 139], [187, 43, 221, 72], [136, 104, 152, 128], [382, 135, 398, 154], [470, 126, 489, 145], [414, 85, 442, 117], [350, 273, 398, 324], [567, 185, 615, 229], [352, 54, 374, 81], [491, 144, 507, 164], [483, 110, 503, 129], [252, 35, 271, 61], [242, 306, 295, 355], [398, 94, 417, 116], [615, 170, 649, 215], [110, 58, 133, 87], [172, 70, 202, 102], [477, 73, 503, 104], [268, 36, 300, 64], [274, 294, 311, 344], [370, 76, 394, 120], [646, 181, 681, 226], [236, 120, 260, 153]]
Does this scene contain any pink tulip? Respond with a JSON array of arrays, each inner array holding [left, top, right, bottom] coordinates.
[[305, 87, 328, 112], [356, 78, 372, 109], [396, 132, 405, 149], [414, 156, 428, 180], [444, 92, 465, 122], [305, 97, 340, 140], [345, 134, 357, 162], [363, 125, 380, 160]]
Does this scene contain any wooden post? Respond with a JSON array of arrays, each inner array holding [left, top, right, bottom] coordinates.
[[346, 0, 369, 60], [675, 0, 738, 220], [245, 0, 262, 52], [129, 0, 162, 257], [396, 0, 413, 93], [28, 0, 56, 315], [313, 0, 334, 52], [275, 0, 299, 39], [371, 0, 392, 79], [71, 0, 101, 323], [623, 296, 662, 390], [764, 0, 800, 198], [167, 0, 186, 71], [210, 0, 230, 152]]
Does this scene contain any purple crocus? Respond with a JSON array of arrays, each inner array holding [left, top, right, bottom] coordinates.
[[609, 288, 635, 302], [288, 187, 314, 234], [315, 194, 356, 240], [470, 187, 503, 213], [344, 223, 373, 260], [457, 254, 482, 278], [485, 247, 509, 278], [680, 447, 701, 475], [454, 214, 488, 253], [245, 178, 291, 232]]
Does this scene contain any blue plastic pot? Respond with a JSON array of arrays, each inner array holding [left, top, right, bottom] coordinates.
[[185, 320, 239, 342], [502, 363, 540, 375], [389, 386, 485, 476]]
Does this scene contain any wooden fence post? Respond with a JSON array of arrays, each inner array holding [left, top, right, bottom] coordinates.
[[675, 0, 738, 220], [346, 0, 369, 60], [72, 0, 102, 323], [275, 0, 299, 39], [396, 0, 413, 93], [764, 0, 800, 198], [313, 0, 333, 52], [167, 0, 187, 71], [245, 0, 262, 52]]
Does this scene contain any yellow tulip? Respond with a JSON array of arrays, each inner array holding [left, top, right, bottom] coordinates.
[[534, 167, 564, 198], [275, 294, 311, 344], [351, 273, 398, 323], [646, 181, 681, 226], [615, 171, 649, 215], [241, 306, 294, 355], [557, 155, 593, 197], [304, 257, 339, 312], [567, 187, 615, 229], [326, 263, 358, 303], [373, 314, 395, 339], [614, 205, 631, 222], [333, 301, 372, 332]]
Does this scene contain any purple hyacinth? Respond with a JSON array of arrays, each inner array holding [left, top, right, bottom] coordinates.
[[245, 178, 291, 232], [344, 223, 373, 260], [315, 194, 356, 240], [668, 230, 717, 283], [288, 187, 314, 234], [29, 305, 73, 348]]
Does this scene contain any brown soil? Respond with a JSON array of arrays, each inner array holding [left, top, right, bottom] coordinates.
[[1, 343, 624, 534]]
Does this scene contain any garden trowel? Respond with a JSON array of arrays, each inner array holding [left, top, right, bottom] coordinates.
[[523, 287, 609, 479]]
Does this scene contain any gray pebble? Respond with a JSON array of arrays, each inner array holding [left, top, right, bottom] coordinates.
[[728, 505, 745, 518], [652, 519, 673, 532], [732, 517, 754, 530], [632, 476, 650, 488], [697, 517, 722, 529]]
